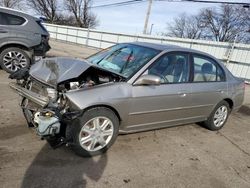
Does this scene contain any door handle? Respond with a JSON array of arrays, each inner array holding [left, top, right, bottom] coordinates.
[[178, 92, 187, 97], [216, 90, 224, 94]]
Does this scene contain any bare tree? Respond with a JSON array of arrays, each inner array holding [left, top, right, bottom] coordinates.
[[56, 14, 76, 26], [199, 5, 250, 43], [28, 0, 59, 23], [230, 5, 250, 43], [0, 0, 23, 8], [163, 5, 249, 44], [64, 0, 98, 28], [164, 13, 203, 39]]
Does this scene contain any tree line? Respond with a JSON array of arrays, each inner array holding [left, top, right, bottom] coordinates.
[[0, 0, 99, 28], [163, 4, 250, 43], [1, 0, 249, 43]]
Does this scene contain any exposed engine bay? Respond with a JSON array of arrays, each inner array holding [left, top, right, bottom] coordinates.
[[9, 57, 125, 148], [57, 66, 124, 91], [34, 111, 61, 136]]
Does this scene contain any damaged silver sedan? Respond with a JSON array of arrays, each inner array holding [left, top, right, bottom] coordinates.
[[9, 42, 245, 157]]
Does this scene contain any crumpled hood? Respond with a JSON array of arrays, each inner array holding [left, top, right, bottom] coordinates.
[[30, 57, 91, 86]]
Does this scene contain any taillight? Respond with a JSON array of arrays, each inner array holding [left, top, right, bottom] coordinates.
[[36, 20, 48, 32]]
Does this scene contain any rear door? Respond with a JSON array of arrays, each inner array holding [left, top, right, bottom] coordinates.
[[189, 53, 228, 118], [0, 12, 10, 43]]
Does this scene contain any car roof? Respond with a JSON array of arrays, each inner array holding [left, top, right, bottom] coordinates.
[[0, 7, 38, 21], [131, 42, 180, 51], [130, 41, 214, 58]]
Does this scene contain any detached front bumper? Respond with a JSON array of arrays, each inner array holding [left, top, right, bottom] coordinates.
[[9, 82, 49, 107]]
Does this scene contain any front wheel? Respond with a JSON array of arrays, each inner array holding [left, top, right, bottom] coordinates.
[[202, 101, 230, 131], [67, 107, 119, 157]]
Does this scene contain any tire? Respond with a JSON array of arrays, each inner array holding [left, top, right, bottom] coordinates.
[[67, 107, 119, 157], [202, 100, 230, 131], [0, 47, 30, 73]]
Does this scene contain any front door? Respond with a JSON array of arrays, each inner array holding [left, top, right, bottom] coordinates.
[[126, 52, 197, 132]]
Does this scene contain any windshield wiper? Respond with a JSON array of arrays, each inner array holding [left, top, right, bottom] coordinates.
[[120, 50, 134, 74]]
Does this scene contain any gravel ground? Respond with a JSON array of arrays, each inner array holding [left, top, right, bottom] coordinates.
[[0, 40, 250, 188]]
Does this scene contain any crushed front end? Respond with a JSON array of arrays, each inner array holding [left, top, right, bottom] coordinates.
[[10, 79, 65, 147], [9, 69, 79, 148], [8, 57, 125, 149]]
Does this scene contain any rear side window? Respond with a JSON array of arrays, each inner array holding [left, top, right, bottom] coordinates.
[[193, 55, 225, 82], [0, 12, 26, 25]]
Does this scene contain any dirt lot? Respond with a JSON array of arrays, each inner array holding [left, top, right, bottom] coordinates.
[[0, 40, 250, 188]]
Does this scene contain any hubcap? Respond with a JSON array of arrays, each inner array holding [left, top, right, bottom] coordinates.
[[3, 51, 28, 72], [213, 105, 228, 127], [79, 117, 114, 152]]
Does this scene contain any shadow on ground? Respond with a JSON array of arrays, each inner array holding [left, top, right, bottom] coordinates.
[[238, 104, 250, 116], [21, 144, 107, 188]]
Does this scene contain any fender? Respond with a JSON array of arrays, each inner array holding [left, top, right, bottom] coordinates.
[[0, 35, 41, 50], [0, 41, 35, 59]]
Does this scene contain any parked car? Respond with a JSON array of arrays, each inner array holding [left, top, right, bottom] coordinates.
[[9, 42, 245, 157], [0, 7, 50, 73]]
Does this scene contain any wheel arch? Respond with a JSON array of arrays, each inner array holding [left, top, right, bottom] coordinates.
[[0, 43, 33, 58], [223, 98, 234, 110], [82, 104, 122, 122], [0, 43, 29, 51]]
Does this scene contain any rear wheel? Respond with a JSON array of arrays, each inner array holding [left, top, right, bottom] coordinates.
[[202, 101, 230, 131], [67, 107, 119, 157], [0, 47, 30, 73]]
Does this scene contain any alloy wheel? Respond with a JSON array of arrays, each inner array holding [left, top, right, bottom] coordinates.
[[79, 116, 114, 152], [213, 105, 228, 127], [3, 51, 28, 72]]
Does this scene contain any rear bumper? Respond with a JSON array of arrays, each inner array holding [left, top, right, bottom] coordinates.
[[9, 82, 49, 107]]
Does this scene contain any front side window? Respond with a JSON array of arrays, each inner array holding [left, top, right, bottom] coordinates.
[[0, 12, 26, 25], [193, 55, 225, 82], [87, 44, 160, 78], [147, 53, 190, 84]]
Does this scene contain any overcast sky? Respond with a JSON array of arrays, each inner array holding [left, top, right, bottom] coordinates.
[[91, 0, 214, 35], [23, 0, 248, 35], [90, 0, 249, 35]]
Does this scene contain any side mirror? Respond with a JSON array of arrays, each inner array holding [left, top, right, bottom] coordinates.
[[134, 74, 161, 86]]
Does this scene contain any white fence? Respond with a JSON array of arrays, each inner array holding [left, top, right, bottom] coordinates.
[[44, 23, 250, 82]]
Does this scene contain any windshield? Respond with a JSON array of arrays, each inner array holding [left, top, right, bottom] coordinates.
[[86, 44, 160, 78]]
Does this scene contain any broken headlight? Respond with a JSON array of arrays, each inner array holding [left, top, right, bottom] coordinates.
[[70, 82, 79, 90], [46, 88, 58, 101]]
